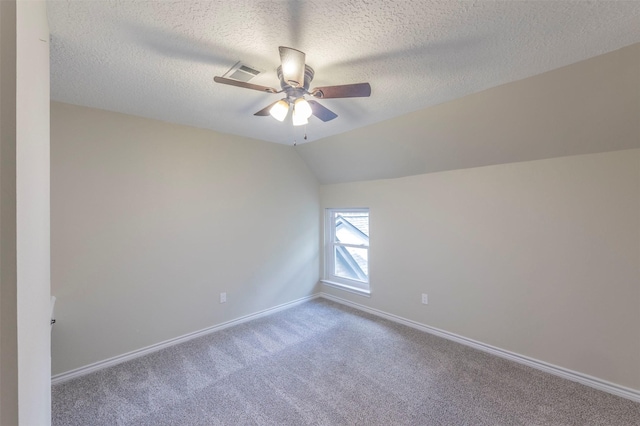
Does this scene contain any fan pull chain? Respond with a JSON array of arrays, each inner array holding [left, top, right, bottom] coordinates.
[[292, 125, 310, 146]]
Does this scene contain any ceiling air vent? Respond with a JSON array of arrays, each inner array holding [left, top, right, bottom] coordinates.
[[223, 61, 263, 82]]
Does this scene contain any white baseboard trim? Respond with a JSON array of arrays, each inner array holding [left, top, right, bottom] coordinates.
[[51, 294, 321, 385], [320, 292, 640, 403]]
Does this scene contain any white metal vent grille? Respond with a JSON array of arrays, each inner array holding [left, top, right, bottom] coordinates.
[[223, 61, 262, 82]]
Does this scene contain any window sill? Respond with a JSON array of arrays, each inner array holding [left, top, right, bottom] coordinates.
[[321, 280, 371, 297]]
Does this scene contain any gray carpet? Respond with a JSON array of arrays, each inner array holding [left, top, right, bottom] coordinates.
[[52, 298, 640, 425]]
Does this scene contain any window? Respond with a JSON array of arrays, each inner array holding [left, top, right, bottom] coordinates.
[[323, 208, 370, 295]]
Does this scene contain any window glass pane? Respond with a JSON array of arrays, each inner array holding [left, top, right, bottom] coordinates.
[[334, 212, 369, 246], [334, 246, 368, 281]]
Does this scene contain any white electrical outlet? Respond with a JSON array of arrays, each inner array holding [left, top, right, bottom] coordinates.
[[421, 293, 428, 305], [220, 292, 227, 303]]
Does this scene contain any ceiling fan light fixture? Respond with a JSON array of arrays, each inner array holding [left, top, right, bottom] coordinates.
[[294, 98, 312, 120], [269, 99, 290, 121], [279, 46, 305, 87], [292, 108, 309, 126], [215, 47, 371, 131], [282, 64, 301, 86]]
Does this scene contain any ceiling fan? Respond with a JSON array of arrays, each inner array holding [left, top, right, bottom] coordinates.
[[213, 46, 371, 126]]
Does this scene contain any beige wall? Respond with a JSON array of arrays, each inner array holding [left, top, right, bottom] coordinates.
[[0, 1, 19, 424], [298, 43, 640, 184], [321, 149, 640, 391], [51, 102, 320, 375]]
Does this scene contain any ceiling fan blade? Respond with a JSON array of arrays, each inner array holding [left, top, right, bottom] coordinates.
[[279, 46, 305, 87], [254, 101, 279, 116], [307, 100, 338, 122], [213, 76, 278, 93], [311, 82, 371, 99]]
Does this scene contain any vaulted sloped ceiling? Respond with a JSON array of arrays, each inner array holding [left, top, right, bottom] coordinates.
[[297, 44, 640, 184], [48, 1, 640, 147]]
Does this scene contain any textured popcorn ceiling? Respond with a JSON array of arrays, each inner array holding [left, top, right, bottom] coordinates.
[[48, 1, 640, 145]]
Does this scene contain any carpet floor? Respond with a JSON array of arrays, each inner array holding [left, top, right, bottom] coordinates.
[[52, 298, 640, 425]]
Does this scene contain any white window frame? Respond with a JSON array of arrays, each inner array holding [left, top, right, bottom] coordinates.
[[322, 208, 370, 296]]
